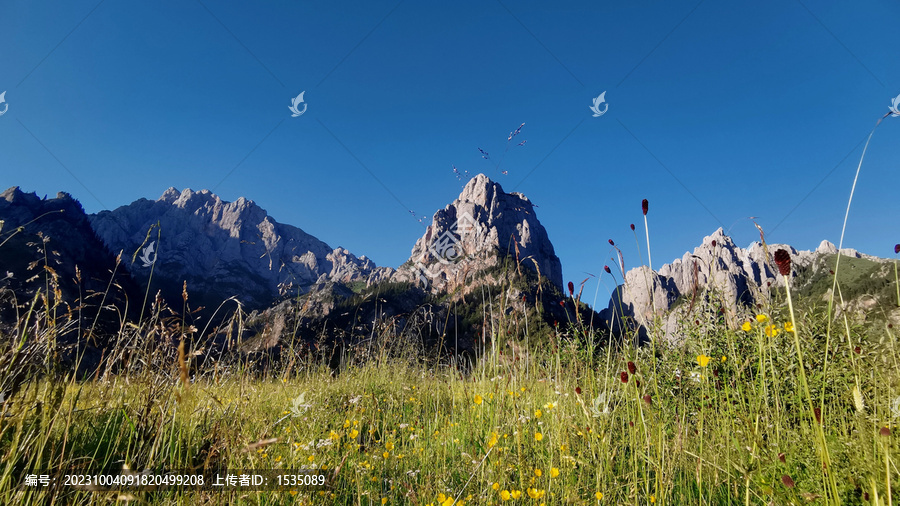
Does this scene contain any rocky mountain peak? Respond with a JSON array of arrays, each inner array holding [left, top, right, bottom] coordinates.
[[393, 174, 563, 292], [817, 240, 838, 255], [89, 188, 391, 311], [0, 186, 140, 335], [602, 228, 888, 342]]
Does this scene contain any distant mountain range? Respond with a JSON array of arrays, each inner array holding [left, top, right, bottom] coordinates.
[[2, 176, 896, 360], [89, 187, 393, 311]]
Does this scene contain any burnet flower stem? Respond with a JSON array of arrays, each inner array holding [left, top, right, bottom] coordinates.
[[783, 271, 838, 501]]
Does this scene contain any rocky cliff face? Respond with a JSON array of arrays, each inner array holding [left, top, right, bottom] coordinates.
[[600, 227, 888, 341], [0, 187, 140, 315], [89, 188, 392, 310], [393, 174, 563, 293], [0, 187, 141, 375]]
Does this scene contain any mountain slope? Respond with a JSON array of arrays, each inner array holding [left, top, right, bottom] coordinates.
[[89, 188, 392, 311]]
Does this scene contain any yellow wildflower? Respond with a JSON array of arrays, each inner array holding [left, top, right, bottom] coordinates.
[[527, 488, 545, 499], [550, 467, 560, 478], [765, 324, 780, 337], [500, 490, 511, 501], [534, 409, 542, 418], [595, 491, 604, 500], [385, 442, 394, 451], [784, 321, 795, 333], [492, 483, 500, 491], [474, 395, 483, 405], [741, 321, 752, 332], [534, 431, 543, 441], [697, 355, 711, 367], [756, 314, 768, 322], [511, 490, 522, 499], [534, 468, 542, 477], [349, 429, 359, 439]]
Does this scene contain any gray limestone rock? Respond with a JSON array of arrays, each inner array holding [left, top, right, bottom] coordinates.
[[89, 188, 388, 310], [393, 174, 563, 293]]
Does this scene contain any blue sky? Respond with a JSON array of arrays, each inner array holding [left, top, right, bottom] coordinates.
[[2, 0, 899, 303]]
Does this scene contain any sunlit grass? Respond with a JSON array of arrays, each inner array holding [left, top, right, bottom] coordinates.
[[0, 286, 897, 505]]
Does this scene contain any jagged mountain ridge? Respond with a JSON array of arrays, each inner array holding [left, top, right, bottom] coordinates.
[[4, 174, 565, 322], [89, 188, 393, 310], [600, 227, 894, 341]]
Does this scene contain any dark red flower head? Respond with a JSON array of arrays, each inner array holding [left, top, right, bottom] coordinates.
[[781, 475, 795, 488], [630, 223, 635, 231], [880, 427, 892, 437], [711, 240, 717, 248], [575, 386, 582, 395], [604, 265, 611, 274], [567, 281, 574, 296], [620, 371, 629, 383], [608, 239, 615, 246], [774, 249, 792, 276], [642, 199, 649, 216], [895, 244, 900, 255], [627, 361, 636, 375], [642, 394, 652, 406]]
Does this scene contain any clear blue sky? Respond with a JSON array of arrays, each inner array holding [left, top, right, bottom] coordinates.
[[2, 0, 899, 304]]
